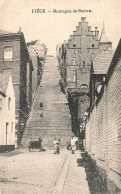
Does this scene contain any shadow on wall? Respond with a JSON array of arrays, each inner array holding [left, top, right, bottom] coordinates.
[[77, 152, 108, 194], [59, 79, 66, 94]]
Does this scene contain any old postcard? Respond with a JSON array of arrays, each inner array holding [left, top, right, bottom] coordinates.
[[0, 0, 121, 193]]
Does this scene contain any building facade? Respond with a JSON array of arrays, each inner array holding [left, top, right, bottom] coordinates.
[[27, 40, 47, 99], [0, 30, 32, 147], [57, 17, 112, 147], [0, 73, 15, 152]]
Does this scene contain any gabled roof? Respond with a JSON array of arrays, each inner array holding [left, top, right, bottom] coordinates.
[[93, 49, 115, 74], [100, 23, 111, 43], [0, 73, 11, 95]]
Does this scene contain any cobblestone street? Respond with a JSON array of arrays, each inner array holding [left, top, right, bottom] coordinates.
[[0, 150, 87, 194], [0, 149, 107, 194]]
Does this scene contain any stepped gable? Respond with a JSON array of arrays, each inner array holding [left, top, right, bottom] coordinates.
[[93, 49, 115, 74]]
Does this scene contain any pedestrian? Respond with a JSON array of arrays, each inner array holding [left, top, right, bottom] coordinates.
[[70, 136, 76, 154], [57, 138, 60, 154], [67, 138, 71, 150], [53, 137, 57, 154], [53, 138, 60, 154]]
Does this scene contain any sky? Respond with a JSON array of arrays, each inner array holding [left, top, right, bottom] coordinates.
[[0, 0, 121, 55]]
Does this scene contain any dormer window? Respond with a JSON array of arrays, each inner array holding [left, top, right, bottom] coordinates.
[[4, 47, 13, 61]]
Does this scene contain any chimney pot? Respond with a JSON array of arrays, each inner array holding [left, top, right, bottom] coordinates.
[[19, 27, 21, 32]]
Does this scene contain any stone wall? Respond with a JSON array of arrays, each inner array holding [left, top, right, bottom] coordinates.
[[85, 51, 121, 192]]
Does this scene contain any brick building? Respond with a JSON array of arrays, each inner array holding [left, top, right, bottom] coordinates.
[[85, 39, 121, 193], [0, 30, 33, 147]]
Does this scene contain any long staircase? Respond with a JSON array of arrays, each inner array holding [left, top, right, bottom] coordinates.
[[20, 56, 73, 149]]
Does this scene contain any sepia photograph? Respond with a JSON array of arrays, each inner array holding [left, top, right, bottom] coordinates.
[[0, 0, 121, 193]]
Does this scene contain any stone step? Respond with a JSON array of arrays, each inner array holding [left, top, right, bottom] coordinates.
[[20, 56, 74, 148]]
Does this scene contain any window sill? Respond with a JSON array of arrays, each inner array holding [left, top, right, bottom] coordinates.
[[3, 59, 13, 62]]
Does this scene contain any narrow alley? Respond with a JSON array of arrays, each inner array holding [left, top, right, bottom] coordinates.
[[0, 56, 106, 194]]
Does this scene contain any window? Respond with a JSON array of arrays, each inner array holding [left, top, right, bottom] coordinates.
[[91, 53, 95, 60], [3, 68, 13, 74], [73, 43, 76, 47], [73, 70, 76, 82], [92, 44, 94, 48], [6, 122, 9, 145], [0, 99, 2, 108], [11, 122, 13, 133], [83, 61, 85, 65], [80, 84, 88, 89], [8, 97, 11, 110], [4, 47, 13, 60], [73, 53, 76, 65], [96, 84, 102, 94], [81, 62, 87, 73]]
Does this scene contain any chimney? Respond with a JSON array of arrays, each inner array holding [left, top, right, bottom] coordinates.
[[91, 31, 94, 35], [96, 31, 99, 40], [73, 31, 77, 35], [88, 26, 91, 31], [18, 27, 21, 33], [95, 27, 98, 35]]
